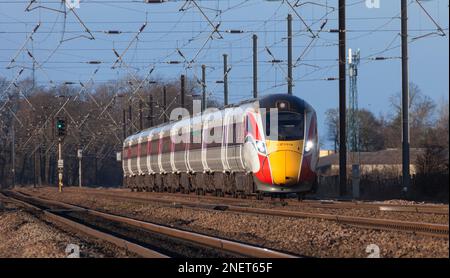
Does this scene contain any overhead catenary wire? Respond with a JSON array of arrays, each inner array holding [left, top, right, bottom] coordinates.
[[0, 0, 447, 161]]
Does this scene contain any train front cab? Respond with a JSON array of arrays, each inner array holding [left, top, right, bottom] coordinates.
[[252, 95, 318, 194]]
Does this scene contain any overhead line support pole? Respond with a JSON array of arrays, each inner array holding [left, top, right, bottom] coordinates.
[[401, 0, 410, 194], [139, 100, 143, 131], [149, 94, 154, 127], [128, 102, 133, 135], [338, 0, 347, 196], [181, 74, 185, 109], [253, 34, 258, 99], [223, 54, 229, 105], [122, 109, 126, 140], [163, 86, 167, 123], [287, 14, 293, 95], [202, 64, 206, 112]]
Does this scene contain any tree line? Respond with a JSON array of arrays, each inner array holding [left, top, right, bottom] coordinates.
[[1, 78, 447, 189], [325, 83, 449, 153], [0, 75, 220, 188]]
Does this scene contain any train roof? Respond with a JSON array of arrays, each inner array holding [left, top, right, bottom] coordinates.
[[124, 93, 314, 144]]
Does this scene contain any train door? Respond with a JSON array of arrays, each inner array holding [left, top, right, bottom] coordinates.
[[223, 109, 239, 171], [157, 130, 164, 173], [203, 110, 223, 172], [146, 131, 153, 174], [188, 115, 203, 172], [160, 126, 172, 172], [150, 129, 160, 173], [172, 119, 190, 173], [136, 136, 143, 175], [130, 138, 139, 175]]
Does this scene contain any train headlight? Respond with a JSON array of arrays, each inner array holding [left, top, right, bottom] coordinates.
[[305, 140, 314, 153], [255, 140, 267, 154]]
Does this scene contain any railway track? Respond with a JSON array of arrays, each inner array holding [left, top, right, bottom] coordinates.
[[91, 188, 449, 215], [1, 190, 298, 258], [23, 187, 449, 215], [28, 188, 448, 239], [294, 200, 449, 215]]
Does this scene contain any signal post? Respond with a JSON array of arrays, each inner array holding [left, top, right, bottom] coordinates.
[[56, 118, 66, 192]]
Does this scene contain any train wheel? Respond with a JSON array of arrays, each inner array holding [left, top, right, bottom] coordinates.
[[256, 192, 263, 200], [297, 193, 305, 202]]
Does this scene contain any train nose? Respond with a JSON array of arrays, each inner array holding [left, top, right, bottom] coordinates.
[[267, 150, 302, 185]]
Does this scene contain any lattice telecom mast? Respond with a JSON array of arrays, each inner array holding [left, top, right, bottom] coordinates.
[[348, 48, 361, 199], [348, 48, 360, 154]]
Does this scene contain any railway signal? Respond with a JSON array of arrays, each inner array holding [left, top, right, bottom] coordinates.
[[56, 118, 66, 137], [55, 118, 66, 192]]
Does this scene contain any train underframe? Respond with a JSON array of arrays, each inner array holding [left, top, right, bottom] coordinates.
[[124, 172, 317, 199]]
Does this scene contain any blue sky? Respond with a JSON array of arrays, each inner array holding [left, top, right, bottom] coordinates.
[[0, 0, 448, 148]]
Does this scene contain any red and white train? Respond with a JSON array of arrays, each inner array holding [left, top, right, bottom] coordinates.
[[123, 94, 319, 198]]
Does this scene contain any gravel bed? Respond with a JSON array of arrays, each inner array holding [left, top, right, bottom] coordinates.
[[61, 210, 238, 258], [49, 187, 449, 224], [16, 187, 449, 258], [0, 195, 138, 258]]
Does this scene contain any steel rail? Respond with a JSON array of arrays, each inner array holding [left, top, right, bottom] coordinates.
[[62, 187, 449, 215], [0, 192, 168, 258], [49, 188, 448, 238], [299, 201, 449, 215], [6, 190, 298, 258]]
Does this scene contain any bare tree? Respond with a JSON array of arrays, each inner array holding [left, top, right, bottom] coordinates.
[[325, 108, 385, 152], [386, 82, 436, 148], [357, 109, 385, 151], [325, 108, 339, 152]]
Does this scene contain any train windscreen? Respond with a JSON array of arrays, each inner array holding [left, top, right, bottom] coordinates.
[[264, 111, 304, 141]]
